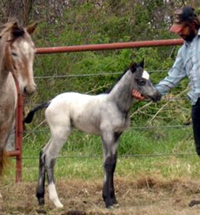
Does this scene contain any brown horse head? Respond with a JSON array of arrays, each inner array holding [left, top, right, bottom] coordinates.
[[1, 20, 37, 94], [0, 20, 37, 179]]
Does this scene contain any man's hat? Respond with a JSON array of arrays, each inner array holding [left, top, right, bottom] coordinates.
[[170, 6, 197, 33]]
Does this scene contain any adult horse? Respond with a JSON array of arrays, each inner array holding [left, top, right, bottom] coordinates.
[[0, 20, 37, 188], [24, 60, 161, 208]]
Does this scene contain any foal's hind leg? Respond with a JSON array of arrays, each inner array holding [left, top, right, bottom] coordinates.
[[36, 149, 47, 205], [36, 125, 71, 208]]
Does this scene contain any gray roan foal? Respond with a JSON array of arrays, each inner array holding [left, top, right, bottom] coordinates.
[[24, 60, 161, 208], [0, 20, 37, 197]]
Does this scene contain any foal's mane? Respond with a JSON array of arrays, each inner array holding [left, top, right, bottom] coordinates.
[[105, 62, 137, 94], [105, 69, 128, 94]]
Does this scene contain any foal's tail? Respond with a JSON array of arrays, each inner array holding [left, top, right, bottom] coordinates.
[[23, 102, 50, 124]]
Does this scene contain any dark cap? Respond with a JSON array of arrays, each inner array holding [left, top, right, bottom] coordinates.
[[170, 6, 197, 33]]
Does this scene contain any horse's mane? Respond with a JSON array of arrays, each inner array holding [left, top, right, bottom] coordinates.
[[0, 21, 15, 36], [105, 68, 129, 94], [0, 18, 21, 39], [104, 62, 138, 94], [105, 62, 141, 93]]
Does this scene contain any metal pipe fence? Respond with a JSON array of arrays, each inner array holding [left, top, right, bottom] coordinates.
[[9, 38, 185, 182]]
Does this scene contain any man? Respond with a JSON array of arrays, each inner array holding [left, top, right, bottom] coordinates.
[[133, 6, 200, 155]]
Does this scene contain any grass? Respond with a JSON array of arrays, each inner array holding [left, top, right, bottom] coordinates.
[[3, 126, 200, 215], [4, 124, 200, 184]]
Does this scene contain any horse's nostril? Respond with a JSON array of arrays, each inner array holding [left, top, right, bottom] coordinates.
[[24, 86, 36, 95], [24, 86, 27, 94], [157, 93, 162, 101], [154, 94, 162, 102]]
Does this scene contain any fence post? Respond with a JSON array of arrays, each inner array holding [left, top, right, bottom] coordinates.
[[15, 80, 23, 183], [7, 79, 23, 182]]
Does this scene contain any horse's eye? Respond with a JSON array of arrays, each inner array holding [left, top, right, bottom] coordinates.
[[137, 79, 146, 86], [11, 52, 18, 57]]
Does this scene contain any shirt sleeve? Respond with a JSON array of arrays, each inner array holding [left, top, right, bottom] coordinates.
[[156, 47, 187, 96]]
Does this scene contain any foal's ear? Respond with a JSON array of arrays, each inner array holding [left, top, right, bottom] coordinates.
[[26, 22, 37, 35], [129, 62, 137, 73], [11, 22, 25, 38], [138, 59, 145, 68]]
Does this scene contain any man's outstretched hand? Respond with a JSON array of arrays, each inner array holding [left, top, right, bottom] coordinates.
[[132, 89, 145, 101]]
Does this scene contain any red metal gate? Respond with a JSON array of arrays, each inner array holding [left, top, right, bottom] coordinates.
[[7, 80, 23, 183]]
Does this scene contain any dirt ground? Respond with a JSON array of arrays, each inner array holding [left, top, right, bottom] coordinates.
[[1, 177, 200, 215]]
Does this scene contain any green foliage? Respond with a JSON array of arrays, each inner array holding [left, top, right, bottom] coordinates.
[[18, 125, 197, 182], [22, 0, 195, 164]]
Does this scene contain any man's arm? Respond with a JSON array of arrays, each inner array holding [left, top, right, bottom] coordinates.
[[155, 47, 186, 95], [133, 47, 187, 101]]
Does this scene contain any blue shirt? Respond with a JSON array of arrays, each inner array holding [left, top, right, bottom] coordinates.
[[156, 29, 200, 105]]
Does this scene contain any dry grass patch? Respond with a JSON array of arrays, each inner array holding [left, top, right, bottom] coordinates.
[[1, 176, 200, 214]]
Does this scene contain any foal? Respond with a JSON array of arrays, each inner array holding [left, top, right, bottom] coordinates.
[[0, 21, 37, 178], [24, 61, 161, 208]]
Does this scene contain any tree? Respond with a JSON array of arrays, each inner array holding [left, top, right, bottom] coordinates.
[[0, 0, 34, 25]]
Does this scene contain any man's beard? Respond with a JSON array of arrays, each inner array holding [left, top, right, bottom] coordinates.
[[182, 28, 196, 42]]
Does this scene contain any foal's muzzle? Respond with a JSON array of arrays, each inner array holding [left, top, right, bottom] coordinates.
[[151, 92, 162, 102]]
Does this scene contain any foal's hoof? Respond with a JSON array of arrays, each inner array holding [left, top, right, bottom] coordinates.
[[66, 210, 86, 215], [107, 204, 120, 209], [36, 209, 47, 214], [54, 201, 64, 208], [106, 203, 119, 210], [38, 198, 45, 206], [106, 205, 115, 210], [189, 199, 200, 207], [112, 203, 120, 208]]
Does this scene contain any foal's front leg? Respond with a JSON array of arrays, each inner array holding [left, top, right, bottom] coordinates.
[[103, 153, 118, 208], [101, 131, 121, 208]]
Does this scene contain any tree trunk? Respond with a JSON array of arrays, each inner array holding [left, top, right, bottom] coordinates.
[[3, 0, 34, 25]]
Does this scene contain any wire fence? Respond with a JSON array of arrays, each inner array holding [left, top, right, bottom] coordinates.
[[18, 153, 196, 160], [21, 68, 196, 162]]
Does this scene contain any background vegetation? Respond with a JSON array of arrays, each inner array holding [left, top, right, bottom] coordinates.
[[21, 0, 199, 126], [1, 0, 200, 182]]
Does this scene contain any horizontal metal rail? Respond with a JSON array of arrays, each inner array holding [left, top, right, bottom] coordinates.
[[36, 39, 183, 54]]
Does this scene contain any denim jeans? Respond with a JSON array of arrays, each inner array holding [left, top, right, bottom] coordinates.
[[192, 98, 200, 156]]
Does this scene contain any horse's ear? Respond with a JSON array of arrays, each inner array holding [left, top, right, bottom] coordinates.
[[138, 59, 144, 68], [11, 22, 25, 38], [26, 22, 37, 35], [130, 62, 137, 73]]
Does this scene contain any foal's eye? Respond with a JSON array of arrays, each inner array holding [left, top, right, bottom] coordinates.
[[137, 79, 146, 86]]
